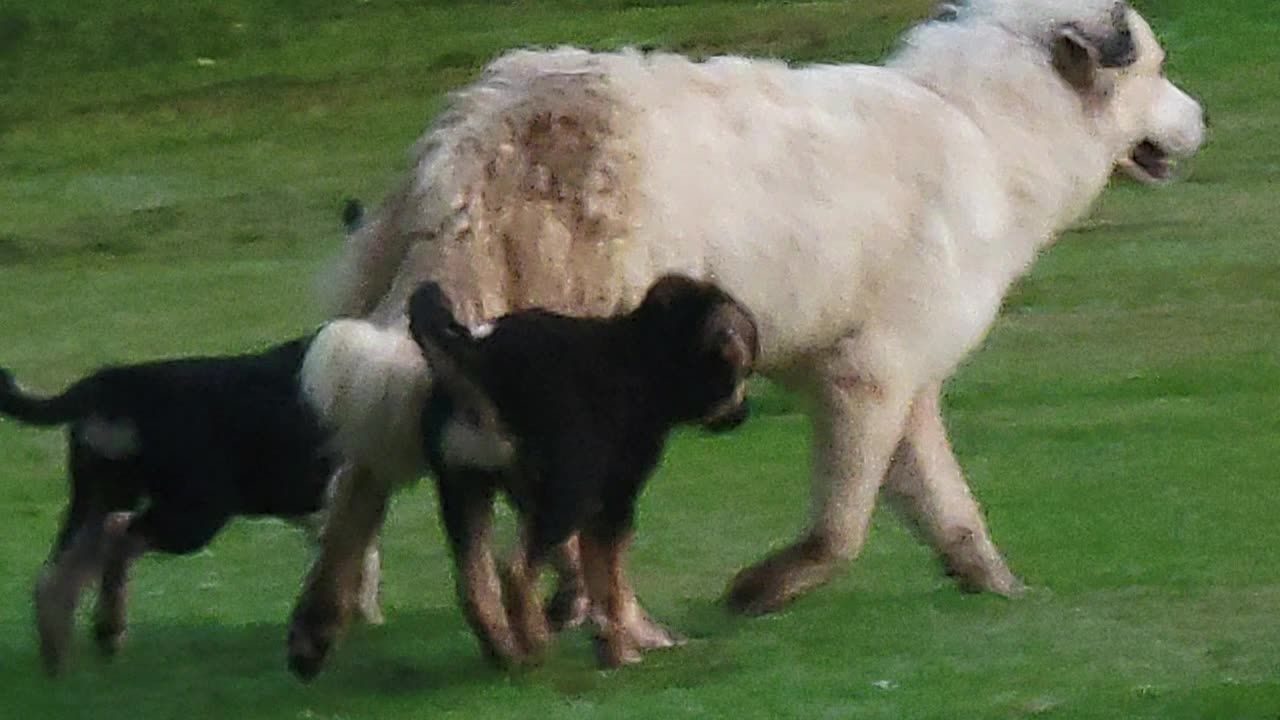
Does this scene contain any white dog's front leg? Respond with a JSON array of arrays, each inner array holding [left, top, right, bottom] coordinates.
[[883, 385, 1024, 596], [727, 337, 915, 615]]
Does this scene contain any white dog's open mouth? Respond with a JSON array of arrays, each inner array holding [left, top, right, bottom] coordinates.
[[1119, 139, 1174, 183]]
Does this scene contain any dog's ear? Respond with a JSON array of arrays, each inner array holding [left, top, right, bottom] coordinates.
[[641, 274, 705, 311], [407, 282, 463, 348], [705, 301, 759, 373], [1101, 2, 1137, 68], [1052, 3, 1136, 93], [1052, 25, 1102, 92]]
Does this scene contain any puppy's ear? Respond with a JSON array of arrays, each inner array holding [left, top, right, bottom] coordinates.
[[641, 274, 705, 311], [407, 282, 467, 351]]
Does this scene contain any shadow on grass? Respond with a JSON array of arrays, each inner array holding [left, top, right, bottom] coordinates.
[[0, 607, 504, 713], [0, 597, 765, 710]]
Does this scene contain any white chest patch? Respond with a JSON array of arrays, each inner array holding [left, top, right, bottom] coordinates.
[[78, 416, 141, 460]]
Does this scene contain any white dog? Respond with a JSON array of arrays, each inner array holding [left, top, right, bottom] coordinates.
[[287, 0, 1205, 677]]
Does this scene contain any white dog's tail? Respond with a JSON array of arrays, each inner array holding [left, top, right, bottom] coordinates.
[[302, 319, 429, 484]]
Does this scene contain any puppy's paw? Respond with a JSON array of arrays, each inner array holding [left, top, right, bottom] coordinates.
[[546, 586, 589, 632], [92, 621, 127, 658], [593, 632, 642, 669]]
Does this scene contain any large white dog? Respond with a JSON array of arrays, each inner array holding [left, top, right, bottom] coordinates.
[[287, 0, 1205, 678]]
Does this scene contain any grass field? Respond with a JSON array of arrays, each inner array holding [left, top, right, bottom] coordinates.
[[1, 1, 1278, 717]]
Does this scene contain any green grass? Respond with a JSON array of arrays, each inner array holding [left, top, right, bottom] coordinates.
[[1, 1, 1278, 717]]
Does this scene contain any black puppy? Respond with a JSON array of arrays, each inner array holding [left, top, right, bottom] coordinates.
[[0, 335, 383, 676], [408, 274, 758, 667]]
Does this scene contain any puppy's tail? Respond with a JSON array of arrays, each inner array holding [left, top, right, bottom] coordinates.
[[406, 283, 513, 468], [301, 319, 429, 482], [0, 369, 86, 426]]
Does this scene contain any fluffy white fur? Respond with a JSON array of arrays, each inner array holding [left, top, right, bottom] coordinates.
[[311, 0, 1205, 606], [301, 319, 429, 482]]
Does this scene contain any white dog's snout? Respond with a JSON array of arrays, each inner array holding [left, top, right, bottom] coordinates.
[[1155, 82, 1206, 156]]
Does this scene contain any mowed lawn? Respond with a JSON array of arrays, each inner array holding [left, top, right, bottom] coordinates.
[[1, 1, 1278, 717]]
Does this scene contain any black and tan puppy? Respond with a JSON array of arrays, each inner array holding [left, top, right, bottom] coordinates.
[[0, 336, 383, 676], [408, 274, 758, 668]]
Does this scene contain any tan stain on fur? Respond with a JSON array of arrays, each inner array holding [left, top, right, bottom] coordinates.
[[354, 70, 636, 328]]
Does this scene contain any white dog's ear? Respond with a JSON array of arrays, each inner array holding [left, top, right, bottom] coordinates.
[[1052, 3, 1136, 93], [1051, 24, 1101, 93]]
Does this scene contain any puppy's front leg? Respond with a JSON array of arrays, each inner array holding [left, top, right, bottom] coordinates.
[[580, 531, 642, 668]]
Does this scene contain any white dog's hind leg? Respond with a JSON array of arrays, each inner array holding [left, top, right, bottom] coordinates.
[[883, 385, 1024, 596], [727, 337, 915, 615], [291, 511, 386, 626], [357, 544, 384, 625], [287, 462, 392, 680]]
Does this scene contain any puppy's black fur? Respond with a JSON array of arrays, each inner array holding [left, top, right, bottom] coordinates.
[[408, 274, 758, 666], [0, 336, 336, 674]]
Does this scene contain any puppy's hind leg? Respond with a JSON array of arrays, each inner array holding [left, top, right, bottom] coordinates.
[[501, 521, 553, 664], [35, 445, 113, 676], [93, 512, 147, 658], [546, 535, 589, 632], [35, 512, 108, 676], [436, 470, 523, 667], [92, 492, 232, 659]]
